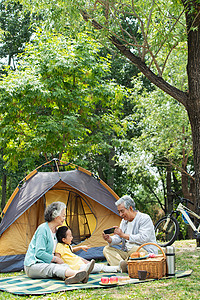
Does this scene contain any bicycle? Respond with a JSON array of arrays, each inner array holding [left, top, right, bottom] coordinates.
[[154, 191, 200, 247]]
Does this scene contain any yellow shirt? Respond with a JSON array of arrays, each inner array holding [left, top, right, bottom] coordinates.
[[55, 243, 83, 270]]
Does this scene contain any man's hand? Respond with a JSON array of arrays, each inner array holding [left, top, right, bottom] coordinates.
[[113, 226, 123, 237], [113, 226, 129, 240], [102, 232, 112, 243]]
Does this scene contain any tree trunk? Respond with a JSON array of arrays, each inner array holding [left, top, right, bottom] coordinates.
[[1, 149, 6, 215], [97, 162, 106, 182], [187, 108, 200, 214], [1, 173, 6, 213], [185, 4, 200, 215], [166, 165, 173, 214], [107, 146, 115, 189]]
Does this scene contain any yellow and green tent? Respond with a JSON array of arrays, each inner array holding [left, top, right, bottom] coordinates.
[[0, 159, 121, 272]]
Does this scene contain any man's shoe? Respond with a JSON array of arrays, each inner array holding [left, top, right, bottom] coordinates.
[[119, 260, 128, 273]]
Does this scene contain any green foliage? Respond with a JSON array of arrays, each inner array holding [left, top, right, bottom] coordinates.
[[23, 0, 187, 81], [134, 90, 191, 160], [116, 76, 193, 211], [0, 30, 126, 171], [133, 85, 192, 166], [0, 0, 193, 213], [0, 0, 33, 68]]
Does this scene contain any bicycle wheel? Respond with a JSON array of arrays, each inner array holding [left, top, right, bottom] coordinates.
[[154, 216, 179, 247]]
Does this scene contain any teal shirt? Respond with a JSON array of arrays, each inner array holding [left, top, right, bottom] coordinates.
[[24, 222, 54, 266]]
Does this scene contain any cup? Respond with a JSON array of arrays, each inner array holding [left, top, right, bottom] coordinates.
[[138, 270, 150, 280]]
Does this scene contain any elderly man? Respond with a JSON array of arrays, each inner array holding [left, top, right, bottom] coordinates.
[[102, 195, 157, 271]]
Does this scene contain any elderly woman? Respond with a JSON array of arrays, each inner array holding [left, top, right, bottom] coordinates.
[[102, 195, 158, 272], [24, 201, 94, 284]]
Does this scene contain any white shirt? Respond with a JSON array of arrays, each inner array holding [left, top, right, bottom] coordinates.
[[124, 220, 137, 251], [109, 211, 158, 254]]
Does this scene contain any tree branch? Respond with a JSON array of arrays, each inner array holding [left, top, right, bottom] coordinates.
[[146, 182, 165, 212], [81, 10, 188, 106], [81, 11, 188, 106], [112, 38, 188, 106]]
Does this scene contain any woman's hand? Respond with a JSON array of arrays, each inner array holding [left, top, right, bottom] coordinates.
[[55, 257, 64, 264], [52, 255, 64, 264]]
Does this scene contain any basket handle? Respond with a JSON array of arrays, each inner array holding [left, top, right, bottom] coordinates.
[[136, 242, 166, 257]]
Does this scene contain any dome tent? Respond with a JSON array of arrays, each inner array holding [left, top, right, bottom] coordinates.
[[0, 159, 121, 272]]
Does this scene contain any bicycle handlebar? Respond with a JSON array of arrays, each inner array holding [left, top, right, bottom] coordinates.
[[170, 190, 194, 206], [181, 197, 194, 205]]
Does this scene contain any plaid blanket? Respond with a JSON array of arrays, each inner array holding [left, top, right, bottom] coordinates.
[[0, 270, 192, 295]]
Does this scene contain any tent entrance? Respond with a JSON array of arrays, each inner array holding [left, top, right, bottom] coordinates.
[[45, 188, 97, 245], [66, 191, 97, 245]]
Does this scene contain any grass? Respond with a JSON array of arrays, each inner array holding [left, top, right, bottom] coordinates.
[[0, 240, 200, 300]]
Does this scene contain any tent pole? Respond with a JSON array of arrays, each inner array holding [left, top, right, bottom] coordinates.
[[53, 158, 60, 173]]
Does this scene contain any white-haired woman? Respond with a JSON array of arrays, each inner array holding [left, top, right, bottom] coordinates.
[[24, 201, 94, 284]]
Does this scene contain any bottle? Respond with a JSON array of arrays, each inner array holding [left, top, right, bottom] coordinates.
[[165, 246, 175, 276]]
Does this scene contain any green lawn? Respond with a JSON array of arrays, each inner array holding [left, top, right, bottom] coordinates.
[[0, 240, 199, 300]]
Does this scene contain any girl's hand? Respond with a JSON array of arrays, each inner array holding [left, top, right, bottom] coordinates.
[[81, 245, 90, 252]]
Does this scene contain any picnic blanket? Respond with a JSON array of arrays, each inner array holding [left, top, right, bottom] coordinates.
[[0, 270, 193, 296]]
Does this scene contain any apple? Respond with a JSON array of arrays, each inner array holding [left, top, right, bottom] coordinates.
[[101, 277, 109, 284], [149, 253, 156, 258], [109, 276, 118, 284]]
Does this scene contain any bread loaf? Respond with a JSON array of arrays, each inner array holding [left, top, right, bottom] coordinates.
[[130, 252, 140, 258]]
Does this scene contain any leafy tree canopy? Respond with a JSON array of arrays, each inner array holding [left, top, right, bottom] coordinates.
[[0, 0, 33, 68], [0, 30, 127, 170]]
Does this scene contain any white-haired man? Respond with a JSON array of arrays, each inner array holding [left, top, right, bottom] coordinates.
[[102, 195, 157, 272]]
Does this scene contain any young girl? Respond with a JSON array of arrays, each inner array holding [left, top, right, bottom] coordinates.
[[55, 226, 120, 274]]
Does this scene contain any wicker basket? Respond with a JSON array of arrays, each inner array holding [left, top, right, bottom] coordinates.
[[127, 243, 166, 279]]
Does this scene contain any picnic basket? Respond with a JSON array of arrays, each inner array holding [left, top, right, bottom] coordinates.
[[127, 242, 166, 279]]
